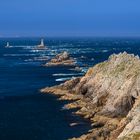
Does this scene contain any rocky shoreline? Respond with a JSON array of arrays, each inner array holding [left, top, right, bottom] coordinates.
[[41, 52, 140, 140]]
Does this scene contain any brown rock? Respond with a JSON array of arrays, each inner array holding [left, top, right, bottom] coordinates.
[[45, 51, 76, 66]]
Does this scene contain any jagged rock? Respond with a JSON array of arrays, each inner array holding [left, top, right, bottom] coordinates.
[[41, 52, 140, 140], [117, 97, 140, 139], [45, 51, 76, 66]]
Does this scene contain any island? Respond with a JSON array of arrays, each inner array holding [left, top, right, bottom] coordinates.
[[41, 52, 140, 140], [45, 51, 76, 67]]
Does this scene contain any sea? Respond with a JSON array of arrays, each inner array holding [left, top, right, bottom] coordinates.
[[0, 37, 140, 140]]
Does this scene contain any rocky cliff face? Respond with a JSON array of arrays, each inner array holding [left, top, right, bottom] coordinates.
[[41, 52, 140, 140]]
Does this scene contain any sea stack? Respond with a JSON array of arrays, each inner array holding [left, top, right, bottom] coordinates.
[[45, 51, 76, 66], [41, 52, 140, 140]]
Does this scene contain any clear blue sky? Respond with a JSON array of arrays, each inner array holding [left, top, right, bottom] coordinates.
[[0, 0, 140, 37]]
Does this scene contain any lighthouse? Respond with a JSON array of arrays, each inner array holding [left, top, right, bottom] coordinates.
[[5, 42, 10, 48], [37, 39, 46, 49]]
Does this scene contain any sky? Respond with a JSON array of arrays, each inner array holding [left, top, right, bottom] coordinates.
[[0, 0, 140, 37]]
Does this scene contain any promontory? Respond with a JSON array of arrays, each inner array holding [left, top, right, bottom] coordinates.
[[41, 52, 140, 140]]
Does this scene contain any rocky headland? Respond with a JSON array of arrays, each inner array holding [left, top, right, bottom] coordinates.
[[45, 51, 76, 66], [41, 52, 140, 140]]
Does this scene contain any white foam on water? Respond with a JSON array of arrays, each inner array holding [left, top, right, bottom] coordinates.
[[81, 67, 88, 73], [47, 52, 57, 56], [24, 59, 33, 62], [94, 49, 109, 53], [53, 73, 83, 76], [4, 54, 37, 56], [55, 77, 74, 82], [30, 49, 48, 53], [14, 61, 40, 65], [11, 45, 34, 49], [102, 50, 108, 53], [33, 56, 49, 60], [23, 46, 35, 49]]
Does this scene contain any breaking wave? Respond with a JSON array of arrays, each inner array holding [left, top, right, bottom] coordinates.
[[53, 73, 83, 76]]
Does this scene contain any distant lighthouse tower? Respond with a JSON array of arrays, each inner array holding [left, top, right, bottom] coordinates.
[[5, 42, 10, 48], [41, 39, 44, 46], [37, 38, 46, 49]]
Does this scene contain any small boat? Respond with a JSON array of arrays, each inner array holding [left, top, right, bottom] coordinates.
[[5, 42, 11, 48], [36, 39, 47, 49]]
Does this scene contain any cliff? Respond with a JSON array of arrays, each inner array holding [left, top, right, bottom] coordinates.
[[41, 52, 140, 140]]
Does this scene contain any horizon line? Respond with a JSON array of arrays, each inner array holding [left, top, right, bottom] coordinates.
[[1, 35, 140, 39]]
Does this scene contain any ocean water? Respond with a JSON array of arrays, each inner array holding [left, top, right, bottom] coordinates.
[[0, 37, 140, 140]]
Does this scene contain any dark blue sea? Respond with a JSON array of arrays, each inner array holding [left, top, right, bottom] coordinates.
[[0, 37, 140, 140]]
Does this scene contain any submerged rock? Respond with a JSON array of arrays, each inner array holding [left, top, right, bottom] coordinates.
[[45, 51, 76, 66], [41, 52, 140, 140]]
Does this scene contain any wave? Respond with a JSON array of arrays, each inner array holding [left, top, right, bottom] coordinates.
[[102, 50, 108, 53], [29, 49, 48, 53], [33, 56, 49, 61], [94, 49, 109, 53], [11, 46, 34, 48], [81, 67, 88, 73], [55, 77, 74, 82], [53, 73, 83, 76], [47, 48, 95, 55], [14, 61, 40, 65], [24, 59, 33, 62], [4, 54, 36, 56]]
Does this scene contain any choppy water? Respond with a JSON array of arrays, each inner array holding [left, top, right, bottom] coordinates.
[[0, 37, 140, 140]]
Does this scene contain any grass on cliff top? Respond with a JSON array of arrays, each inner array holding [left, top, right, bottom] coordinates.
[[118, 132, 140, 140], [97, 61, 126, 76], [85, 61, 108, 76], [86, 57, 140, 77]]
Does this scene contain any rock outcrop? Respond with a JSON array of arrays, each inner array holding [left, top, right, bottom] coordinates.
[[41, 52, 140, 140], [45, 51, 76, 66]]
